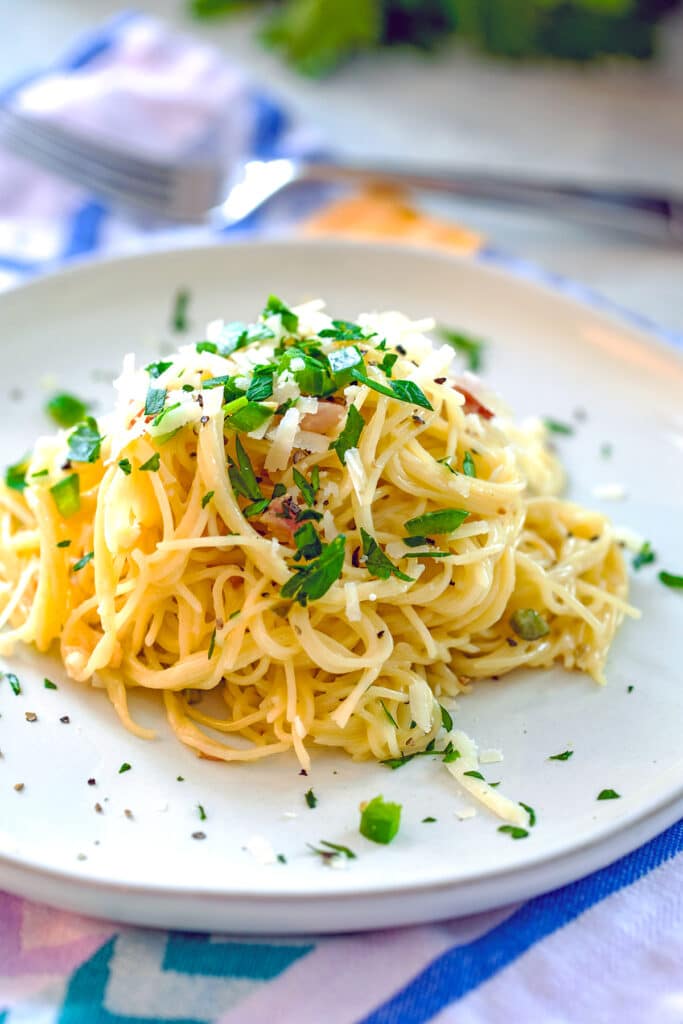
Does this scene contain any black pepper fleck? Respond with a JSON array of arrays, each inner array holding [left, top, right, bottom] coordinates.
[[124, 808, 133, 819], [351, 546, 361, 568], [192, 831, 206, 840], [87, 777, 96, 786], [14, 782, 24, 792], [94, 802, 103, 814], [506, 637, 518, 647], [299, 768, 308, 777], [396, 344, 407, 355], [434, 377, 447, 384], [60, 715, 70, 724]]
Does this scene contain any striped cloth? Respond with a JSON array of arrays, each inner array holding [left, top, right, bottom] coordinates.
[[0, 14, 681, 1024]]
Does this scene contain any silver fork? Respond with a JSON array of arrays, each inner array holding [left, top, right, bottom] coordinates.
[[1, 106, 681, 241]]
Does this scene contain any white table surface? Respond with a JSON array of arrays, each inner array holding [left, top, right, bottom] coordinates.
[[1, 0, 682, 331]]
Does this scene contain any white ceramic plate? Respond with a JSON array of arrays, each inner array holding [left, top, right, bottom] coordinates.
[[0, 240, 681, 935]]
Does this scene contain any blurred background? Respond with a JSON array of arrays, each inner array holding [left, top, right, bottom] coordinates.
[[0, 0, 681, 328]]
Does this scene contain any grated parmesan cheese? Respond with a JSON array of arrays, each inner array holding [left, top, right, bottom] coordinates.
[[409, 679, 434, 733], [322, 509, 339, 542], [265, 407, 300, 472], [344, 581, 361, 622], [345, 447, 367, 502], [446, 730, 526, 826], [456, 807, 477, 821], [592, 483, 628, 501], [479, 748, 503, 764]]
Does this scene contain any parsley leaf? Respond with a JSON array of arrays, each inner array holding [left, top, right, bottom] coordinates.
[[462, 451, 477, 477], [118, 762, 132, 774], [380, 700, 398, 727], [329, 404, 365, 466], [246, 367, 275, 402], [139, 452, 161, 472], [67, 417, 103, 463], [519, 801, 537, 826], [73, 551, 94, 572], [201, 490, 214, 509], [228, 438, 262, 502], [293, 467, 317, 507], [437, 327, 484, 372], [171, 289, 190, 332], [440, 704, 453, 732], [263, 294, 298, 333], [632, 541, 655, 570], [405, 509, 468, 536], [144, 387, 166, 417], [597, 788, 621, 800], [319, 319, 366, 341], [379, 352, 398, 377], [145, 360, 173, 379], [305, 788, 317, 808], [225, 402, 272, 432], [659, 571, 683, 589], [360, 528, 413, 583], [327, 345, 364, 386], [350, 368, 433, 410], [280, 534, 346, 606], [46, 392, 88, 428], [293, 522, 323, 561], [549, 750, 573, 761], [2, 671, 21, 695], [543, 418, 574, 436], [5, 455, 29, 492], [498, 825, 529, 839], [118, 458, 132, 475]]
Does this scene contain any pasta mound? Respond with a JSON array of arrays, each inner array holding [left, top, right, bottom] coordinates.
[[0, 297, 633, 772]]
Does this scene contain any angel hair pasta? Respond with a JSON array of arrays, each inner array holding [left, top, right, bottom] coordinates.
[[0, 295, 635, 778]]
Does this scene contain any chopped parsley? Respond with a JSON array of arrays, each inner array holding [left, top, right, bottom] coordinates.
[[207, 627, 217, 659], [293, 467, 317, 507], [67, 417, 103, 463], [225, 401, 272, 433], [3, 672, 21, 695], [246, 367, 274, 402], [549, 750, 573, 761], [304, 788, 318, 809], [440, 704, 453, 732], [228, 438, 262, 502], [171, 289, 191, 332], [498, 825, 529, 839], [360, 528, 413, 583], [659, 571, 683, 589], [381, 739, 460, 769], [277, 853, 287, 864], [280, 534, 346, 606], [380, 700, 398, 727], [308, 840, 357, 861], [600, 442, 613, 459], [328, 345, 364, 385], [145, 359, 173, 379], [31, 469, 48, 478], [73, 551, 94, 572], [263, 294, 298, 333], [144, 386, 166, 417], [197, 804, 207, 821], [632, 541, 656, 570], [50, 474, 80, 518], [462, 451, 477, 477], [402, 550, 453, 559], [118, 458, 132, 475], [510, 608, 550, 641], [359, 795, 402, 845], [437, 327, 484, 372], [422, 816, 437, 823], [56, 539, 71, 548], [44, 678, 58, 690], [319, 319, 366, 341], [329, 404, 365, 466], [243, 497, 271, 518], [597, 789, 621, 800], [379, 352, 398, 377], [293, 522, 323, 561], [46, 392, 88, 428], [351, 368, 433, 411], [139, 452, 161, 472], [118, 762, 132, 774], [519, 801, 536, 826], [5, 455, 29, 492], [543, 418, 574, 436], [405, 509, 468, 536], [152, 401, 181, 427], [201, 490, 214, 509], [463, 770, 485, 780]]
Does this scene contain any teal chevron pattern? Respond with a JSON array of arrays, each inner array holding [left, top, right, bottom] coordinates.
[[58, 934, 314, 1024]]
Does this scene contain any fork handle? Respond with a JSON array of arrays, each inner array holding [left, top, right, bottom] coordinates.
[[300, 159, 683, 243]]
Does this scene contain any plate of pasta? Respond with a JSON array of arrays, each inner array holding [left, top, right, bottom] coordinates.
[[0, 239, 681, 934]]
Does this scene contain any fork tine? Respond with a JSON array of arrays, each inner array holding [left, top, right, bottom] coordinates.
[[5, 112, 174, 187]]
